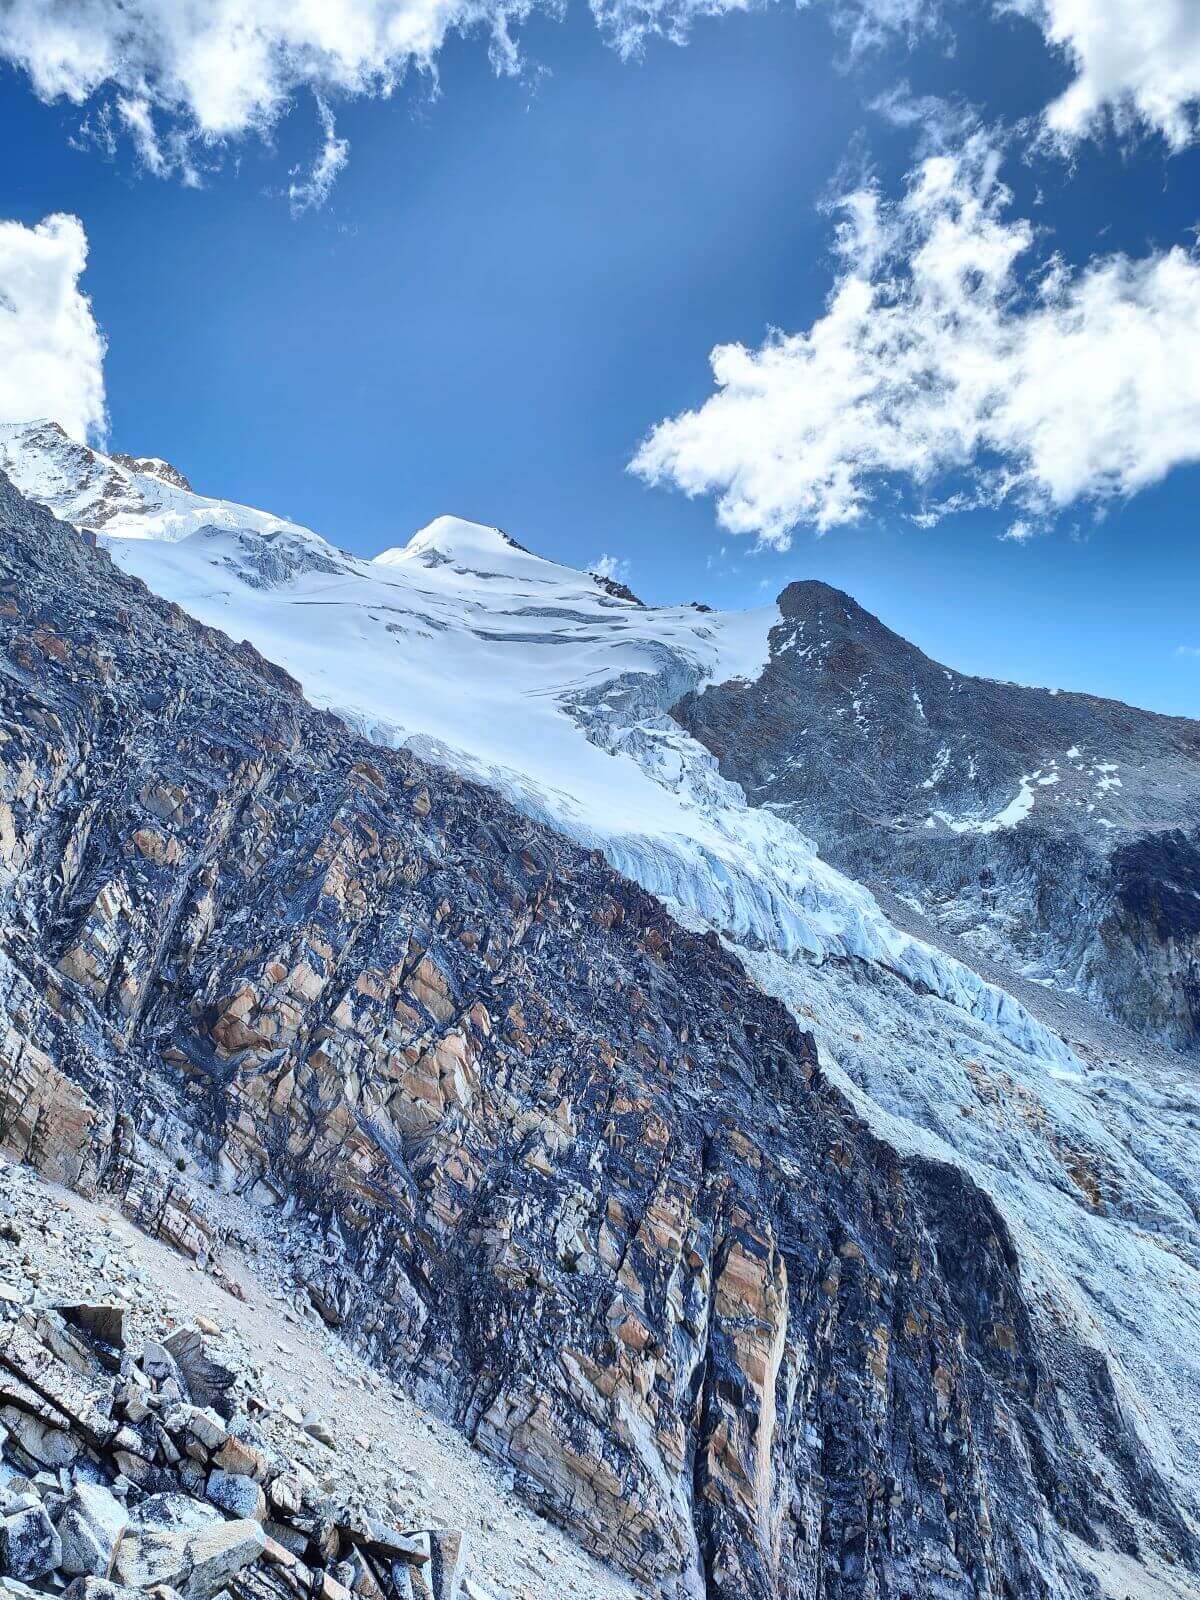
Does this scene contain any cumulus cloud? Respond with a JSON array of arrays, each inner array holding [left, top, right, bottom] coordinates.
[[845, 0, 1200, 150], [0, 0, 551, 199], [631, 134, 1200, 545], [0, 214, 106, 443], [1011, 0, 1200, 151]]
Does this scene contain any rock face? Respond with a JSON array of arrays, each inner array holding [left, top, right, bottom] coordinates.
[[0, 473, 1195, 1598], [673, 579, 1200, 1049]]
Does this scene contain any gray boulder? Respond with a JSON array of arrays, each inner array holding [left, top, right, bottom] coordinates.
[[56, 1481, 129, 1577], [113, 1494, 264, 1599], [204, 1472, 264, 1521], [0, 1504, 62, 1581], [62, 1579, 145, 1600]]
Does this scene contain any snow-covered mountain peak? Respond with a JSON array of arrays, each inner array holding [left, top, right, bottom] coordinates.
[[0, 417, 305, 545], [109, 450, 192, 492], [384, 514, 531, 568], [0, 418, 1071, 1065]]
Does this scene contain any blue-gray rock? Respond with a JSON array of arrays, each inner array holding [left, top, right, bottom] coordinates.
[[56, 1481, 129, 1578], [204, 1472, 265, 1522], [0, 1505, 61, 1581]]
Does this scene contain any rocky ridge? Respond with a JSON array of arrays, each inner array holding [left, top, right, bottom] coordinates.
[[2, 469, 1195, 1599], [673, 579, 1200, 1050]]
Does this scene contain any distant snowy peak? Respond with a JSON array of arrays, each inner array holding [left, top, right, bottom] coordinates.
[[674, 577, 1200, 1048], [377, 515, 647, 608], [0, 418, 307, 545], [377, 515, 562, 584]]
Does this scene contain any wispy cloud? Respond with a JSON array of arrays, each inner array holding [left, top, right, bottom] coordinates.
[[632, 133, 1200, 546], [1000, 519, 1038, 544], [0, 214, 106, 443], [288, 100, 350, 216], [1176, 644, 1200, 658]]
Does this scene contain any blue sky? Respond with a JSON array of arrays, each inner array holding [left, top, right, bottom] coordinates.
[[1, 0, 1199, 713]]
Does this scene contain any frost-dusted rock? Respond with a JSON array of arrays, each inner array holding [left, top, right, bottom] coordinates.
[[62, 1579, 145, 1600], [204, 1472, 264, 1522], [0, 1505, 61, 1581], [210, 1439, 268, 1484], [161, 1332, 234, 1418], [113, 1496, 264, 1599], [140, 1344, 182, 1391], [177, 1409, 227, 1457], [56, 1481, 129, 1577]]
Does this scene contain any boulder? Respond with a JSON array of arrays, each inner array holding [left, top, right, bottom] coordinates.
[[390, 1532, 466, 1600], [0, 1505, 62, 1581], [210, 1438, 268, 1483], [161, 1332, 235, 1418], [113, 1495, 264, 1600], [205, 1472, 265, 1521], [56, 1481, 129, 1577], [62, 1580, 145, 1600]]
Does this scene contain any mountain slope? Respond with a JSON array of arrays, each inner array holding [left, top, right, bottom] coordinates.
[[4, 428, 1200, 1595], [7, 470, 1194, 1598], [674, 579, 1200, 1049]]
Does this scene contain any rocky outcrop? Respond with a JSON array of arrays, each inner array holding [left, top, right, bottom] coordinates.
[[673, 579, 1200, 1050], [0, 474, 1194, 1597]]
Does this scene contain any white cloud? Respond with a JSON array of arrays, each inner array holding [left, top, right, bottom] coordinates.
[[845, 0, 1200, 150], [1176, 644, 1200, 658], [589, 552, 633, 581], [1011, 0, 1200, 151], [631, 134, 1200, 545], [288, 100, 350, 215], [2, 0, 1198, 212], [1000, 518, 1037, 543], [0, 0, 789, 204], [0, 214, 106, 444], [0, 0, 551, 200]]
